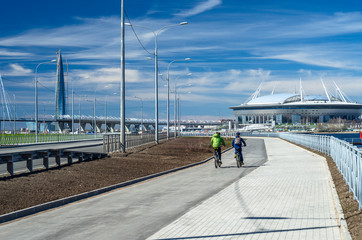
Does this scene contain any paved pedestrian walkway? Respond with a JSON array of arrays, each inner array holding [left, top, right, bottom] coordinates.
[[147, 138, 351, 240]]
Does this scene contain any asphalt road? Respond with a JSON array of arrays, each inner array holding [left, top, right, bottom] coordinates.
[[0, 138, 267, 240]]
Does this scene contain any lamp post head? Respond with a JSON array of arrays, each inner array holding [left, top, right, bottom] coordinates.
[[179, 22, 188, 25]]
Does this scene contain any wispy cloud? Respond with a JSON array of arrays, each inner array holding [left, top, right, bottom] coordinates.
[[250, 43, 362, 70], [70, 67, 153, 92], [0, 49, 32, 57], [0, 17, 121, 48], [175, 0, 222, 17], [3, 63, 32, 76], [273, 12, 362, 39]]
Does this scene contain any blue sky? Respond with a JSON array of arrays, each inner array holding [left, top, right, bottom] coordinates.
[[1, 0, 362, 121]]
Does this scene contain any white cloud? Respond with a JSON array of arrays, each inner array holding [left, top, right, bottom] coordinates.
[[0, 49, 32, 57], [0, 17, 122, 48], [4, 63, 32, 76], [274, 12, 362, 39], [70, 67, 153, 93], [248, 42, 362, 70], [265, 52, 347, 69], [176, 0, 222, 17]]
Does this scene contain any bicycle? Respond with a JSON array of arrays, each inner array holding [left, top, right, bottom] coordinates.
[[213, 148, 222, 168], [235, 151, 243, 168]]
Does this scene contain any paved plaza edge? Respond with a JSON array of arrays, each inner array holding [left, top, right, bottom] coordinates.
[[147, 137, 352, 240]]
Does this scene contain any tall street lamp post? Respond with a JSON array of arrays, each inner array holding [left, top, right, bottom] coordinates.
[[78, 94, 87, 135], [178, 94, 181, 136], [78, 96, 81, 135], [166, 58, 190, 140], [13, 94, 16, 135], [134, 96, 144, 136], [35, 59, 56, 143], [72, 89, 74, 140], [105, 96, 107, 134], [172, 75, 192, 138], [120, 0, 126, 152], [174, 85, 177, 137], [125, 21, 188, 144], [94, 96, 97, 138], [177, 91, 191, 136]]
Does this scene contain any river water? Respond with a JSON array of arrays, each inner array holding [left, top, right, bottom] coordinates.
[[313, 132, 362, 147]]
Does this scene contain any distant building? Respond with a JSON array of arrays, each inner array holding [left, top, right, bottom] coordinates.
[[26, 122, 36, 131], [230, 81, 362, 125]]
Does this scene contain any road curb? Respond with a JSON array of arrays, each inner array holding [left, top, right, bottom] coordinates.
[[0, 147, 232, 224]]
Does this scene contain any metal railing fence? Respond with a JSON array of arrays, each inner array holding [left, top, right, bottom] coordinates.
[[180, 131, 280, 138], [279, 133, 331, 155], [103, 132, 167, 153], [280, 133, 362, 209]]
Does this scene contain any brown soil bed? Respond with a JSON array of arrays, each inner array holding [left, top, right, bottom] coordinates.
[[0, 137, 232, 216], [287, 141, 362, 240]]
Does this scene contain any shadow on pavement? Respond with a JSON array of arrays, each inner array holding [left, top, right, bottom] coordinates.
[[155, 225, 339, 240]]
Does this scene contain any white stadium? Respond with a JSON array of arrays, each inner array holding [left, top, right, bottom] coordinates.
[[230, 81, 362, 125]]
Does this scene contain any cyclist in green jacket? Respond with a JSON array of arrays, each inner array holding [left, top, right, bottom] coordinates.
[[211, 132, 226, 162]]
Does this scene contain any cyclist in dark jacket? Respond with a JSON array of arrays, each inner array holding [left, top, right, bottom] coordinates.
[[232, 132, 246, 164]]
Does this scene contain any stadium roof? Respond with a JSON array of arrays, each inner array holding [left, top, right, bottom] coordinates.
[[246, 93, 340, 105], [247, 93, 295, 105]]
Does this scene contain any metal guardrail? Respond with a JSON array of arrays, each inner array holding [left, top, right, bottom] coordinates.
[[280, 133, 362, 209], [103, 132, 168, 153], [2, 132, 169, 177], [0, 149, 107, 177], [0, 134, 100, 146]]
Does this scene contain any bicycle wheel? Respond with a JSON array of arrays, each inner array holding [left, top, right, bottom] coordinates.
[[236, 153, 241, 168], [214, 155, 218, 168]]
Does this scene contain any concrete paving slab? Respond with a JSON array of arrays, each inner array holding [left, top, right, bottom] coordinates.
[[147, 138, 351, 240]]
